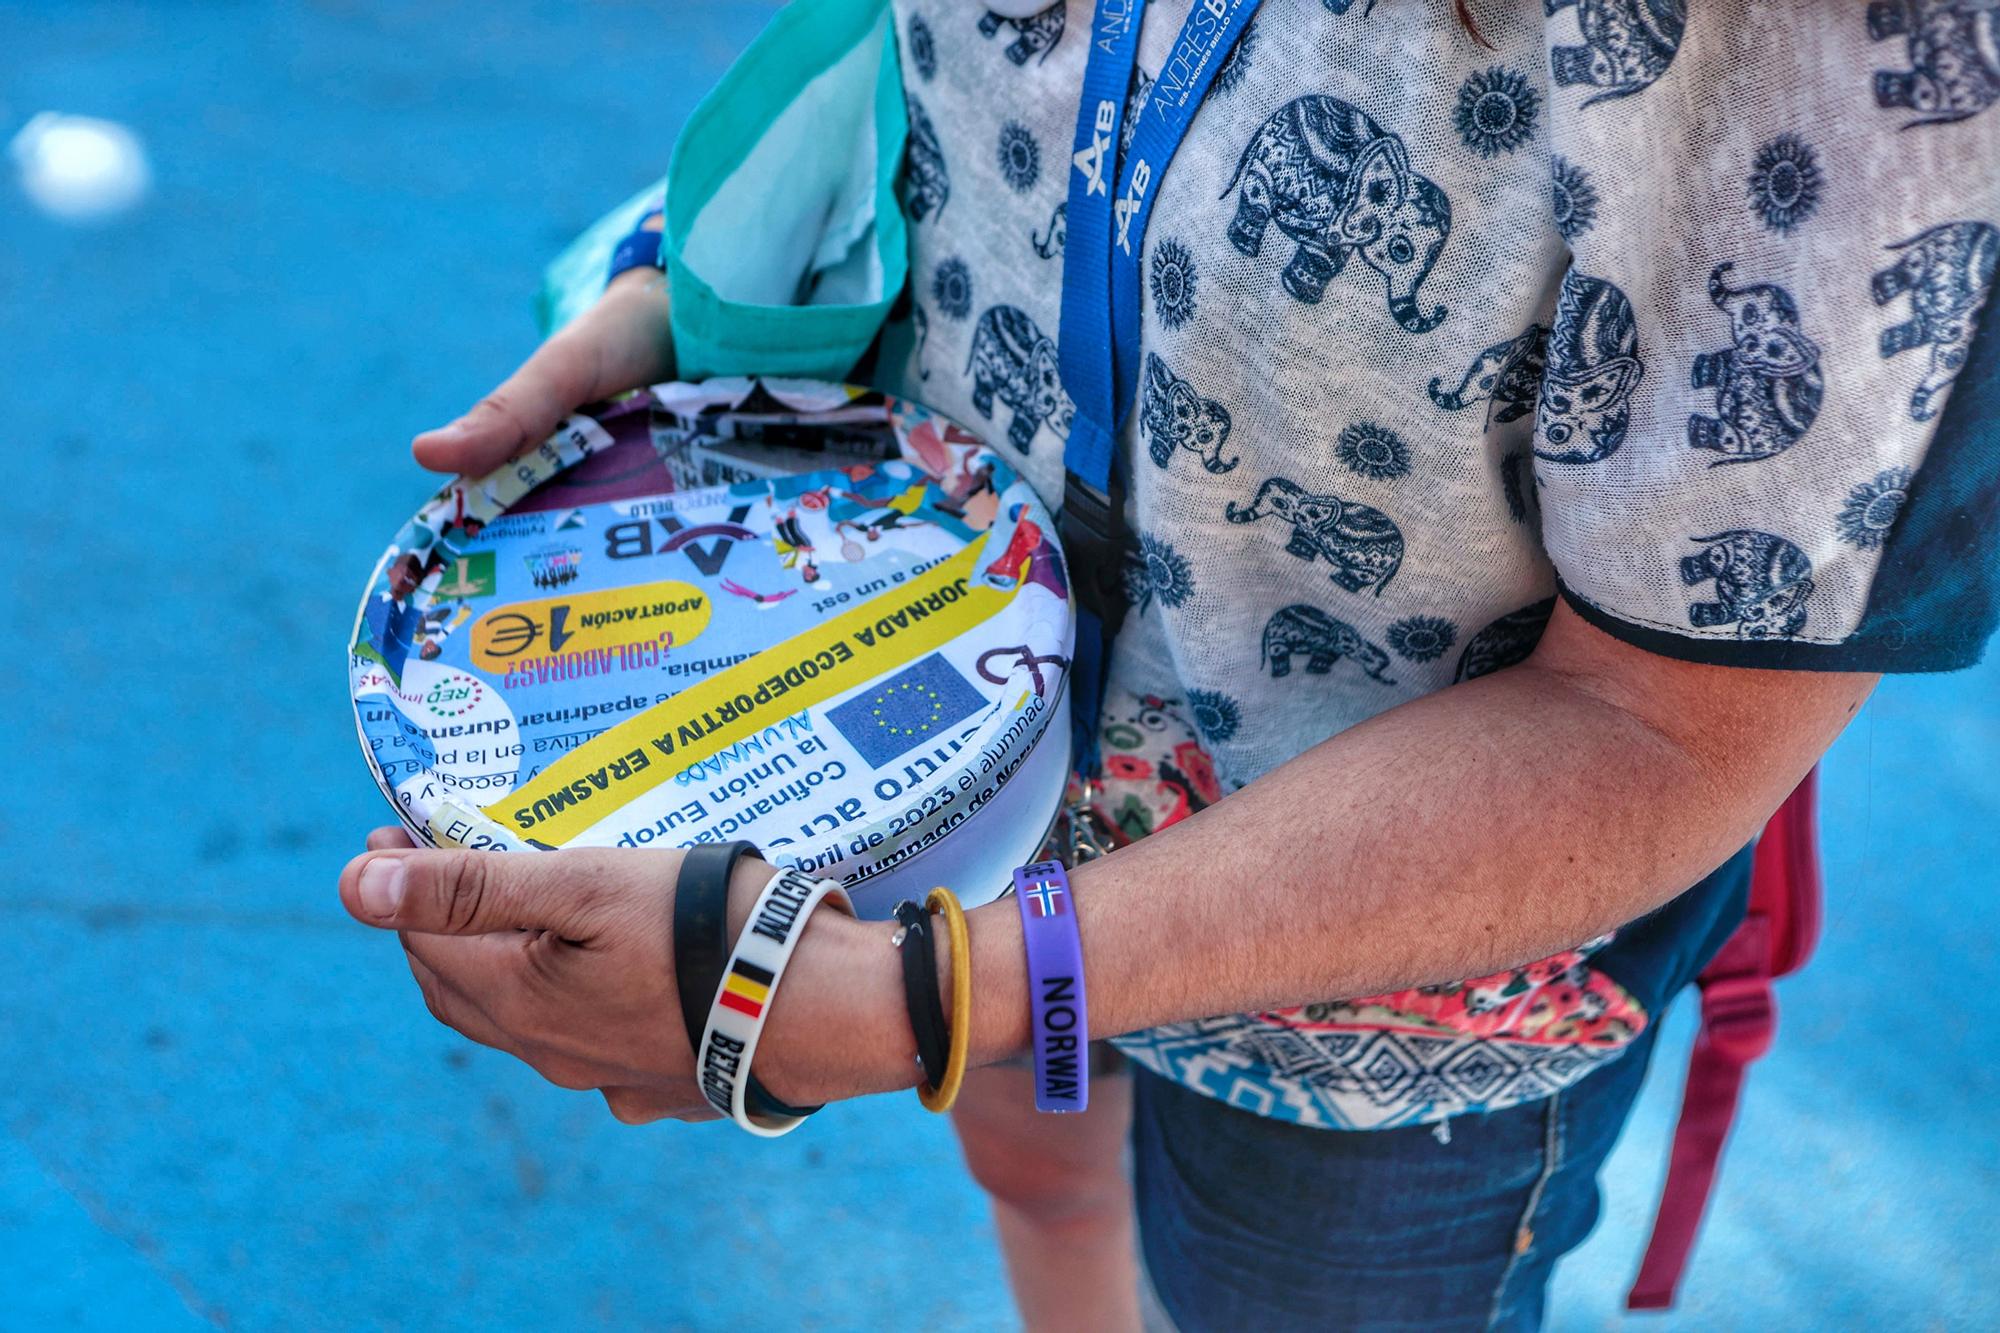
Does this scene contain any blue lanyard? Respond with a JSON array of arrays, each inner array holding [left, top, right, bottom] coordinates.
[[1054, 0, 1261, 779], [1057, 0, 1260, 475]]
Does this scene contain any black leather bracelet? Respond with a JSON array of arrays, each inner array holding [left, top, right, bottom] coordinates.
[[671, 841, 819, 1121], [672, 841, 752, 1059], [892, 899, 951, 1093]]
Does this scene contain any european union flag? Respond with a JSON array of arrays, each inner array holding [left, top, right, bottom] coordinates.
[[827, 653, 986, 768]]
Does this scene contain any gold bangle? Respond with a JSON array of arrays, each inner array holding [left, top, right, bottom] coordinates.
[[919, 886, 972, 1113]]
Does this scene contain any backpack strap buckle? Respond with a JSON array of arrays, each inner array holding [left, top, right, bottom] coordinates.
[[1061, 469, 1129, 640], [1695, 911, 1776, 1063], [1697, 971, 1776, 1064]]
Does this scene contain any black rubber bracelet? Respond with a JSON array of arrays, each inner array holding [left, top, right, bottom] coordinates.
[[672, 841, 755, 1062], [893, 900, 951, 1093], [671, 842, 820, 1121]]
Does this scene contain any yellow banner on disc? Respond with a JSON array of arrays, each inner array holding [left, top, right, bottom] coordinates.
[[485, 536, 1013, 843], [467, 579, 711, 672]]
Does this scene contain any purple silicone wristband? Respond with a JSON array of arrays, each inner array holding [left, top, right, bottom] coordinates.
[[1012, 859, 1088, 1112]]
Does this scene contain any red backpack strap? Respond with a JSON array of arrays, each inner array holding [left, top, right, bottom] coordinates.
[[1626, 768, 1822, 1311]]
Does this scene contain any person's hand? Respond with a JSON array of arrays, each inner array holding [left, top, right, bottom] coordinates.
[[340, 826, 765, 1123], [341, 827, 915, 1122], [411, 264, 674, 476]]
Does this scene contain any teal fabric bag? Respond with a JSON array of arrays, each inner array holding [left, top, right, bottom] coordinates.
[[537, 0, 908, 382]]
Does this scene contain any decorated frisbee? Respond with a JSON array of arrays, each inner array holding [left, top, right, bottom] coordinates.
[[349, 379, 1072, 915]]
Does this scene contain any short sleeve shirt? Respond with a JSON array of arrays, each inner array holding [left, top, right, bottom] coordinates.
[[873, 0, 2000, 1128]]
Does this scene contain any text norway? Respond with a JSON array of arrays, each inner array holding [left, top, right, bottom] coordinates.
[[1038, 976, 1082, 1101]]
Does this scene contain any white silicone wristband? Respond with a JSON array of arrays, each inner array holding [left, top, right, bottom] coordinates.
[[695, 866, 853, 1137]]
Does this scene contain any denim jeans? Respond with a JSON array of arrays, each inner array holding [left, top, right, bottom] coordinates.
[[1131, 1015, 1662, 1332], [1128, 844, 1756, 1331]]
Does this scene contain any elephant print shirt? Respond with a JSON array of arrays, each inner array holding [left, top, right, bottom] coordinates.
[[872, 0, 1998, 1129]]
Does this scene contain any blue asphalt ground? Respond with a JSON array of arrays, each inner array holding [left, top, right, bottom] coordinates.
[[3, 4, 1995, 1329]]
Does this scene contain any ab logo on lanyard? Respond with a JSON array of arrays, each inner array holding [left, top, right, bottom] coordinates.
[[1074, 100, 1117, 198], [1055, 0, 1262, 777], [1114, 160, 1150, 255], [1117, 0, 1244, 254]]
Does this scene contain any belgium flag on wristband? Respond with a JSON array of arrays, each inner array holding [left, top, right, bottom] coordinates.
[[718, 958, 774, 1019]]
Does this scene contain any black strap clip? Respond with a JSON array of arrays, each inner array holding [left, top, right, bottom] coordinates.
[[1061, 469, 1129, 640]]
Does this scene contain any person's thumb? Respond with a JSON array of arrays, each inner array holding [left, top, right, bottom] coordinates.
[[411, 269, 674, 477], [342, 847, 681, 938], [410, 333, 597, 476], [341, 848, 577, 936]]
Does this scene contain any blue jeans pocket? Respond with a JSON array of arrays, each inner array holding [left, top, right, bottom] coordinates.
[[1133, 1021, 1666, 1332]]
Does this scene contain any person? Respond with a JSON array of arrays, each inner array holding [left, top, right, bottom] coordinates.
[[343, 3, 1999, 1327]]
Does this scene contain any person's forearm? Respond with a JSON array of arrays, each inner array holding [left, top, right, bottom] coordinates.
[[1046, 665, 1810, 1041], [760, 619, 1871, 1107]]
